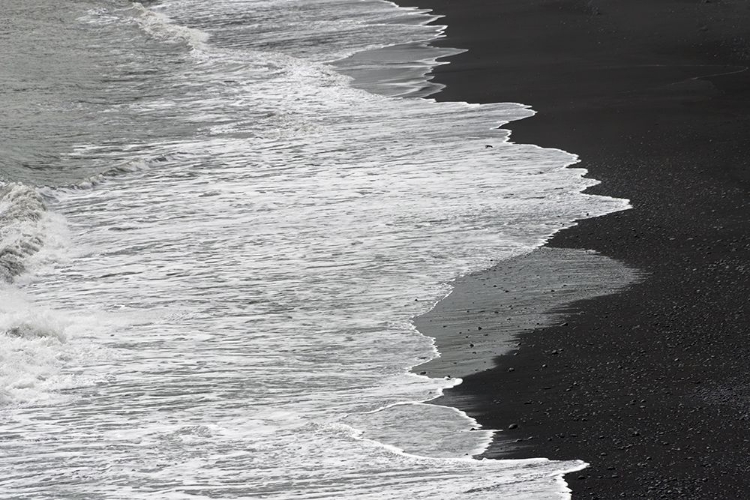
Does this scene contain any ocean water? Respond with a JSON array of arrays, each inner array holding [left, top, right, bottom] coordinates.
[[0, 1, 630, 498]]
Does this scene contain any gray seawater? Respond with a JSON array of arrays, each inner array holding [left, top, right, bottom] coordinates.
[[0, 1, 629, 498]]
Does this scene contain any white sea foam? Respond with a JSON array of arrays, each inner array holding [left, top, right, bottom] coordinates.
[[0, 288, 109, 406], [0, 0, 629, 498], [131, 2, 210, 51]]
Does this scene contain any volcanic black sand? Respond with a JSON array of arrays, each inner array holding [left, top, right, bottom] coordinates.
[[398, 0, 750, 498]]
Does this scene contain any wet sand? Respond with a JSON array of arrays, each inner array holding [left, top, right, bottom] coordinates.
[[400, 0, 750, 497]]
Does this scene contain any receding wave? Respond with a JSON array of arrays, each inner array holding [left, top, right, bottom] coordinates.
[[0, 0, 630, 498]]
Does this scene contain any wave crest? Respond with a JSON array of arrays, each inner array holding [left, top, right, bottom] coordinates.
[[0, 183, 48, 282]]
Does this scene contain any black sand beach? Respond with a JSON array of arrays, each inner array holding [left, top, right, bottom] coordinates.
[[400, 0, 750, 497]]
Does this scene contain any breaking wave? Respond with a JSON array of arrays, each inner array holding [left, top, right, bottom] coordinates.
[[0, 183, 64, 282]]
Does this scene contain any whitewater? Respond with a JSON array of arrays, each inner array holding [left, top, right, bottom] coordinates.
[[0, 0, 629, 498]]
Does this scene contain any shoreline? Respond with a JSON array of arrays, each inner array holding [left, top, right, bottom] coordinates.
[[412, 246, 640, 381], [398, 0, 750, 497]]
